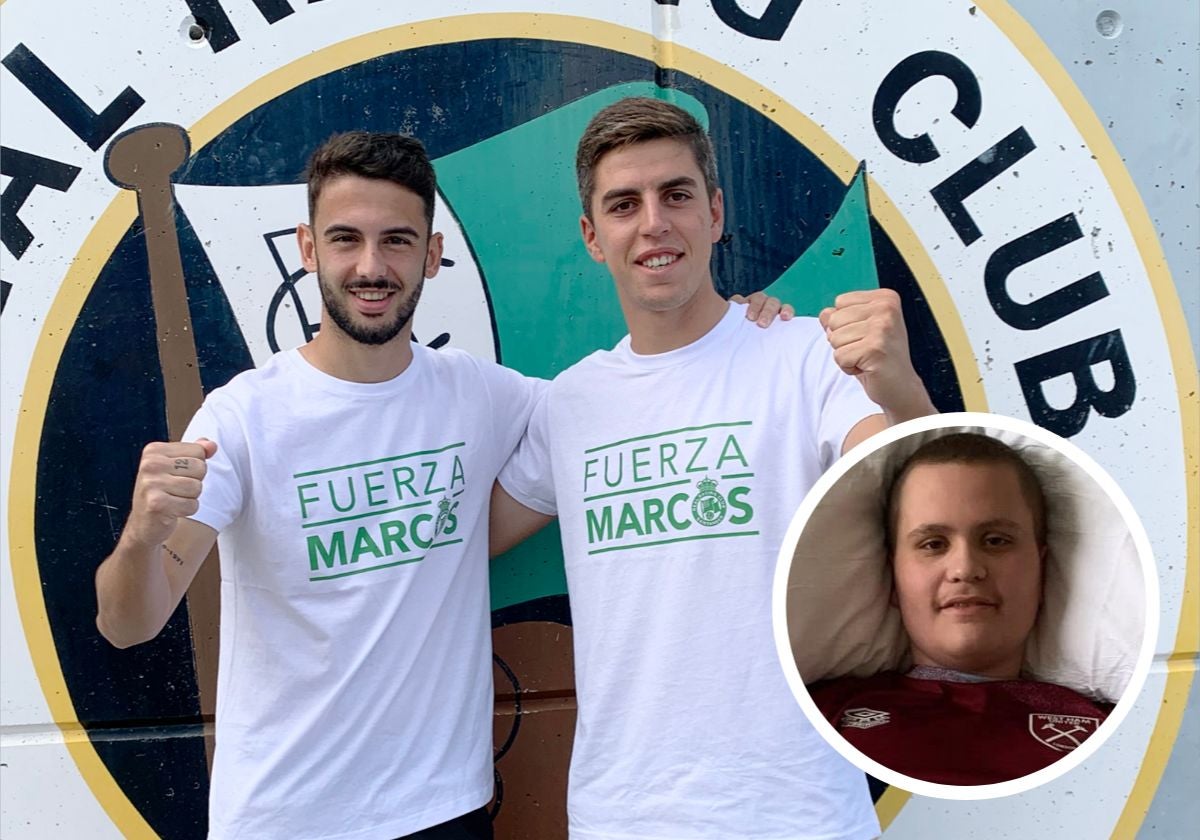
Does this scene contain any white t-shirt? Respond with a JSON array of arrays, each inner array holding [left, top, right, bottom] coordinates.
[[185, 345, 541, 840], [500, 303, 881, 840]]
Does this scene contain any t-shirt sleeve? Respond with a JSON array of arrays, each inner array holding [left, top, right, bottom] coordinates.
[[497, 387, 557, 516], [802, 329, 881, 471], [479, 362, 548, 468], [182, 394, 246, 534]]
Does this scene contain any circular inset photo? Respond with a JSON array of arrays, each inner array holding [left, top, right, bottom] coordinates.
[[772, 412, 1157, 800]]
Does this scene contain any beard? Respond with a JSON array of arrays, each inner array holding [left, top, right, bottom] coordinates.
[[318, 271, 424, 346]]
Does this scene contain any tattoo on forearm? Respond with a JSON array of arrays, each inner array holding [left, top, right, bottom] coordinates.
[[162, 544, 185, 566]]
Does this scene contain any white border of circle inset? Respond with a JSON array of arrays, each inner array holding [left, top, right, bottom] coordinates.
[[771, 411, 1160, 801]]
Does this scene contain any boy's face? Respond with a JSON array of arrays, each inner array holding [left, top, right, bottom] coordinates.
[[891, 460, 1045, 679], [580, 137, 723, 315]]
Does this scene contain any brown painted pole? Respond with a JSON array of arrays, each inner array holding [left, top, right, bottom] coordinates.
[[104, 123, 220, 771]]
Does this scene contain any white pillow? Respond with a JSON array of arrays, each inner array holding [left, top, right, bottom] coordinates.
[[786, 425, 1144, 703]]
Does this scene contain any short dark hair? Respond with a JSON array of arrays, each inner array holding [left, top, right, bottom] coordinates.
[[575, 96, 719, 218], [886, 432, 1048, 552], [305, 131, 436, 231]]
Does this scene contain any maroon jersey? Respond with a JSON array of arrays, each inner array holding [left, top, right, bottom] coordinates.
[[811, 671, 1109, 785]]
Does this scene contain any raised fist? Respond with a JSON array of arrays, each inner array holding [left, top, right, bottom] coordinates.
[[125, 439, 218, 548], [819, 288, 932, 421]]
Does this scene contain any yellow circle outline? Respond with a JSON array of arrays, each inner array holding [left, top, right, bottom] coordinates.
[[6, 8, 1193, 836]]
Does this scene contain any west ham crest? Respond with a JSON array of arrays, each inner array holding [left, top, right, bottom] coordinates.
[[1029, 714, 1101, 752]]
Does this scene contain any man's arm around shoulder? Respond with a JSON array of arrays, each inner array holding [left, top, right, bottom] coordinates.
[[96, 440, 218, 648], [489, 482, 554, 558]]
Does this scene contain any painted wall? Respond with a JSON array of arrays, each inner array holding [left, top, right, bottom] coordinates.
[[1, 1, 1195, 837]]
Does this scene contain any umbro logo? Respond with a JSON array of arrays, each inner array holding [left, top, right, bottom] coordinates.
[[840, 707, 891, 730]]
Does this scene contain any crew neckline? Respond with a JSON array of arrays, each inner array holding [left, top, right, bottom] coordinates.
[[613, 301, 744, 370], [906, 664, 1006, 684], [280, 343, 426, 397]]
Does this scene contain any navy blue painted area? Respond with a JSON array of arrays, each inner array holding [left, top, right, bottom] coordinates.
[[87, 726, 209, 838], [870, 218, 963, 412], [867, 775, 888, 802], [180, 42, 657, 186], [35, 204, 251, 837], [492, 594, 572, 630]]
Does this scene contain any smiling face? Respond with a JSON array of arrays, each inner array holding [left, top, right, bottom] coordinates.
[[297, 174, 443, 346], [891, 460, 1046, 679], [579, 137, 724, 316]]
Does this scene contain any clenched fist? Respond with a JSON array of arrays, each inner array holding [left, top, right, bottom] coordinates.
[[125, 439, 218, 548], [819, 288, 934, 423]]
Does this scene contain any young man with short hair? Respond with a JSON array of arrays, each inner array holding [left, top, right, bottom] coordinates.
[[813, 433, 1110, 785], [492, 97, 936, 839], [95, 132, 541, 840]]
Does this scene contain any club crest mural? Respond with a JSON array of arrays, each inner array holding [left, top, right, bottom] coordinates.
[[1, 1, 1195, 838]]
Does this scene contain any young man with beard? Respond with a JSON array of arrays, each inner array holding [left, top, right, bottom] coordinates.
[[491, 98, 936, 839], [94, 132, 540, 840]]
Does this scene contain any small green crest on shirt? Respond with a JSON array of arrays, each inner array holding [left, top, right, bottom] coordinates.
[[691, 477, 728, 528], [434, 498, 454, 538]]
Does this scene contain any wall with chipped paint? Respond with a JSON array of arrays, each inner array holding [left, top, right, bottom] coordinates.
[[1, 2, 1195, 837]]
